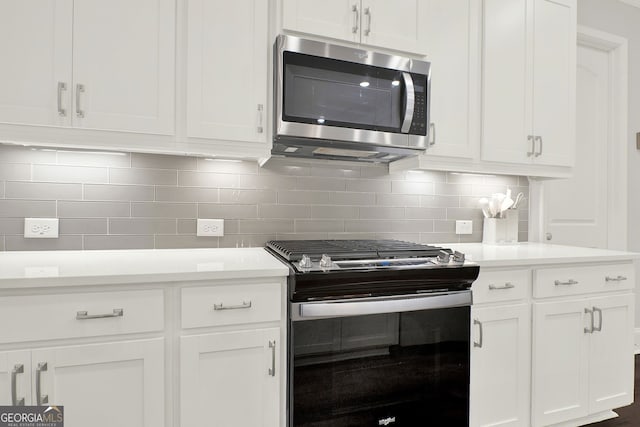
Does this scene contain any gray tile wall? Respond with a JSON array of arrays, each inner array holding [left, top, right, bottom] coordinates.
[[0, 144, 529, 251]]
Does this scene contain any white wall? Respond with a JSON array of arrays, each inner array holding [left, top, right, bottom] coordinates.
[[577, 0, 640, 327]]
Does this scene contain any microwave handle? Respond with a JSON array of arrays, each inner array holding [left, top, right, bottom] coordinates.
[[401, 72, 415, 133]]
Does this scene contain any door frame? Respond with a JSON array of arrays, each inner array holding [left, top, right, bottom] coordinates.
[[528, 26, 628, 250]]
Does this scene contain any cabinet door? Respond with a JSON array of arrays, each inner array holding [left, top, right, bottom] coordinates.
[[282, 0, 359, 44], [532, 299, 589, 427], [72, 0, 175, 134], [470, 304, 530, 427], [481, 0, 533, 164], [360, 0, 428, 54], [423, 0, 478, 158], [181, 329, 280, 427], [588, 294, 634, 413], [531, 0, 576, 167], [187, 0, 268, 143], [0, 0, 72, 127], [0, 351, 31, 406], [32, 339, 164, 427]]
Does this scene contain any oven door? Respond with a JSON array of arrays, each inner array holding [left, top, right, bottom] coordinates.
[[289, 291, 471, 427]]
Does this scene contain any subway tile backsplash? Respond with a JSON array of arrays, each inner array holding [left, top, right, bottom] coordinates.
[[0, 144, 529, 251]]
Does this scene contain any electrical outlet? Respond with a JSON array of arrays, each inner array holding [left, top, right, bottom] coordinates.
[[197, 218, 224, 237], [455, 220, 473, 235], [24, 218, 59, 238]]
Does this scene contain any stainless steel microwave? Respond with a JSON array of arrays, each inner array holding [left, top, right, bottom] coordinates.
[[273, 35, 431, 163]]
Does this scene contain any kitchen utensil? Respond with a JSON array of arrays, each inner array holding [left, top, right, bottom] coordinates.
[[512, 192, 525, 209], [478, 198, 491, 218]]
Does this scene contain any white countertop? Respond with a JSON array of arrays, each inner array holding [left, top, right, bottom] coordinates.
[[0, 243, 637, 289], [0, 247, 289, 288], [447, 242, 639, 268]]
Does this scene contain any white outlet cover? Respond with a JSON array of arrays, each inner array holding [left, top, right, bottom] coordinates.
[[197, 218, 224, 237], [24, 218, 59, 238], [455, 220, 473, 235]]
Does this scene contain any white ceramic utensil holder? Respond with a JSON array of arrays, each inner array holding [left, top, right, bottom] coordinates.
[[482, 210, 519, 244]]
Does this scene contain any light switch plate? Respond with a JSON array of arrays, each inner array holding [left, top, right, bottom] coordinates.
[[455, 220, 473, 235], [24, 218, 59, 238], [197, 218, 224, 237]]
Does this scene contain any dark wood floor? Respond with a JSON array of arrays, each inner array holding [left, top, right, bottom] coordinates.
[[587, 355, 640, 426]]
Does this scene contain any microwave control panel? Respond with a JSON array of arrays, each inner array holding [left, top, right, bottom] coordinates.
[[409, 90, 428, 136]]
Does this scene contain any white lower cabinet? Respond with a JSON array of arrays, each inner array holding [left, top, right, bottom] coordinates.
[[470, 304, 531, 427], [0, 339, 164, 427], [532, 293, 634, 427], [180, 328, 280, 427]]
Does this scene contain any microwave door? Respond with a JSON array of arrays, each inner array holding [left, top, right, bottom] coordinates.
[[401, 72, 415, 134]]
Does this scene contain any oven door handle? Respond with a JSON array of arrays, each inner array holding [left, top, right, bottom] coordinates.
[[400, 72, 415, 133], [295, 291, 471, 320]]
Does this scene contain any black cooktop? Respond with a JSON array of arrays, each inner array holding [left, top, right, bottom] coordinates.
[[266, 239, 447, 262]]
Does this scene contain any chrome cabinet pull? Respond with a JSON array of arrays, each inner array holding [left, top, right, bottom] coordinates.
[[429, 123, 436, 146], [605, 275, 628, 282], [364, 7, 372, 36], [473, 319, 483, 348], [584, 308, 594, 334], [352, 4, 359, 34], [554, 279, 578, 286], [593, 307, 603, 332], [75, 84, 85, 118], [534, 136, 543, 157], [11, 364, 25, 406], [76, 308, 124, 320], [57, 82, 67, 117], [488, 282, 515, 290], [527, 135, 535, 156], [36, 362, 48, 406], [257, 104, 264, 133], [268, 340, 276, 377], [213, 301, 252, 311]]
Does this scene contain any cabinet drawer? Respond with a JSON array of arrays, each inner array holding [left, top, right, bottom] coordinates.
[[473, 269, 530, 304], [534, 263, 635, 298], [182, 282, 281, 329], [0, 289, 164, 344]]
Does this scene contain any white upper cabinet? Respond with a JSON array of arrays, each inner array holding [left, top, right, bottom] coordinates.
[[0, 0, 175, 135], [423, 0, 479, 158], [186, 0, 268, 144], [482, 0, 576, 167], [72, 0, 175, 135], [281, 0, 428, 55], [0, 0, 72, 127]]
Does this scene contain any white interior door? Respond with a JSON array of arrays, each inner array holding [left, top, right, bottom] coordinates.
[[543, 43, 609, 247], [0, 0, 72, 127]]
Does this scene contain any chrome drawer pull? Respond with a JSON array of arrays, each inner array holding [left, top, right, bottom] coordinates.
[[488, 282, 515, 290], [57, 82, 67, 117], [593, 307, 603, 332], [584, 308, 594, 334], [76, 308, 124, 320], [11, 364, 25, 406], [36, 362, 48, 406], [75, 83, 85, 118], [268, 340, 276, 377], [473, 319, 483, 348], [605, 275, 628, 282], [554, 279, 578, 286], [351, 4, 359, 34], [213, 301, 252, 311]]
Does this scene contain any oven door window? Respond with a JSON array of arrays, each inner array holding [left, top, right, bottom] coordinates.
[[291, 307, 470, 427], [283, 52, 424, 134]]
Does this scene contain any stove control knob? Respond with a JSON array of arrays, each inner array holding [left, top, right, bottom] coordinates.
[[319, 254, 332, 268], [298, 254, 312, 269], [452, 251, 465, 264], [437, 250, 451, 264]]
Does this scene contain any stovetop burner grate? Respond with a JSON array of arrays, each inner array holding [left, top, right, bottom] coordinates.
[[266, 239, 447, 262]]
